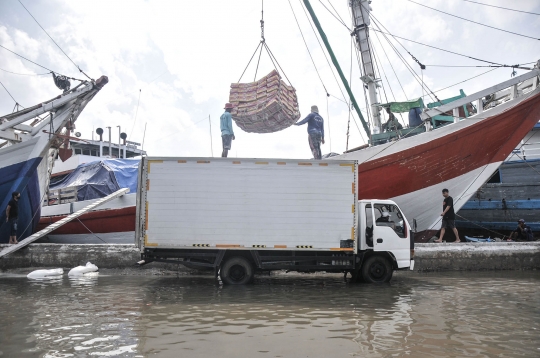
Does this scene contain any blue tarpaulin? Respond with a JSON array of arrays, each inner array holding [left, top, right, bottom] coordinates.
[[50, 159, 140, 201]]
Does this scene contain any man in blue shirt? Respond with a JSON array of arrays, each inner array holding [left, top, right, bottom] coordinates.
[[220, 103, 235, 157], [295, 105, 325, 159]]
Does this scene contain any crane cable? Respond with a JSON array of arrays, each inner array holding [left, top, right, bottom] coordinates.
[[238, 0, 293, 86]]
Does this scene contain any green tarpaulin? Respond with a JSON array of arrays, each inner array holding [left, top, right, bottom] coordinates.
[[380, 98, 424, 113]]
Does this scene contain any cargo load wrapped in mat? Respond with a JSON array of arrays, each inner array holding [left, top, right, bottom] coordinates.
[[229, 70, 301, 133]]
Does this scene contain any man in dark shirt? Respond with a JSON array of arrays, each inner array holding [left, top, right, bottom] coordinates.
[[295, 105, 325, 160], [508, 219, 533, 241], [434, 188, 460, 243], [6, 191, 20, 244]]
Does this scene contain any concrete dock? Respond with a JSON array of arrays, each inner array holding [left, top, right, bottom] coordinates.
[[0, 242, 539, 274]]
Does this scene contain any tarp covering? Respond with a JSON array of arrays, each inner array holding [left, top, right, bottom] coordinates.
[[49, 159, 139, 201], [229, 70, 301, 133], [381, 98, 424, 113]]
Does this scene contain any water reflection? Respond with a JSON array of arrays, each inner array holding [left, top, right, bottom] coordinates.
[[0, 272, 539, 357]]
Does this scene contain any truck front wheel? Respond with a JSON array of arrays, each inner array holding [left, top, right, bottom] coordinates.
[[220, 257, 254, 285], [361, 256, 393, 283]]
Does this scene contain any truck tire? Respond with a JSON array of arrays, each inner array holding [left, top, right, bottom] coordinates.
[[361, 255, 393, 283], [220, 257, 254, 285]]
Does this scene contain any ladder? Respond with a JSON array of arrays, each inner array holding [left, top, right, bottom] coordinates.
[[0, 188, 129, 259]]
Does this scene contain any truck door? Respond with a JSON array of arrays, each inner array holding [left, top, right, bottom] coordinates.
[[372, 203, 410, 268]]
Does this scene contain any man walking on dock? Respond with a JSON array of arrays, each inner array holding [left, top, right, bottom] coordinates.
[[295, 105, 325, 160], [220, 103, 235, 157], [435, 188, 460, 243], [6, 191, 20, 244]]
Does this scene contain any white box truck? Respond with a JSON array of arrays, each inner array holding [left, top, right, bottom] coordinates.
[[135, 157, 414, 284]]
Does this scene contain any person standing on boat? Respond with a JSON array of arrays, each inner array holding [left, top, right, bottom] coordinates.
[[382, 107, 403, 132], [5, 191, 20, 244], [220, 103, 235, 157], [295, 105, 325, 160], [435, 189, 461, 243]]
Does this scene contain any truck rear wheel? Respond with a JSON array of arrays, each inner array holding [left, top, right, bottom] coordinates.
[[220, 257, 254, 285], [361, 256, 393, 283]]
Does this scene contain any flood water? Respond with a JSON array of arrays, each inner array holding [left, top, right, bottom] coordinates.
[[0, 271, 539, 357]]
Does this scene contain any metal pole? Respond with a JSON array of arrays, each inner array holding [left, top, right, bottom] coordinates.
[[350, 0, 381, 129], [106, 126, 111, 158], [302, 0, 371, 137], [208, 114, 214, 157], [141, 122, 147, 153], [117, 126, 121, 158]]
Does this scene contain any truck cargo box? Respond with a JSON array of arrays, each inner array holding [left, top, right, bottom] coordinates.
[[136, 157, 358, 251]]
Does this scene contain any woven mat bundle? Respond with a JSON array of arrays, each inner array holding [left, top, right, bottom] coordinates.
[[229, 70, 300, 133]]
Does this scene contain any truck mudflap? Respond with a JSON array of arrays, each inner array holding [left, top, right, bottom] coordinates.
[[409, 259, 415, 271]]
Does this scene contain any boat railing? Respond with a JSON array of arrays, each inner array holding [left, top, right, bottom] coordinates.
[[45, 186, 78, 206], [421, 67, 540, 124]]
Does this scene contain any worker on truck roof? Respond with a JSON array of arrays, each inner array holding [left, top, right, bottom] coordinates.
[[220, 103, 235, 157], [295, 105, 325, 160]]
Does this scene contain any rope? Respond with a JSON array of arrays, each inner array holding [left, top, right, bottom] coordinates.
[[371, 30, 408, 100], [298, 0, 349, 105], [287, 0, 328, 94], [18, 0, 94, 80], [327, 0, 349, 28], [254, 41, 264, 81], [129, 89, 142, 139], [263, 43, 293, 87], [0, 67, 50, 76], [316, 0, 350, 30], [370, 39, 406, 128], [463, 0, 540, 16], [407, 0, 539, 41], [425, 63, 535, 68], [238, 1, 293, 86], [370, 37, 407, 127], [370, 29, 510, 68], [454, 213, 509, 239], [512, 152, 540, 177], [326, 94, 331, 151], [368, 14, 438, 102], [0, 44, 56, 74], [237, 42, 262, 83], [76, 217, 108, 244], [0, 81, 21, 107], [254, 0, 265, 81], [430, 67, 499, 95]]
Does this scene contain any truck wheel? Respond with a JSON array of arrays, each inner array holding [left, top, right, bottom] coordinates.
[[361, 256, 393, 283], [220, 257, 254, 285]]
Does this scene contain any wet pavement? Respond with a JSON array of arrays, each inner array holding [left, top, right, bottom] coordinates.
[[0, 271, 539, 357]]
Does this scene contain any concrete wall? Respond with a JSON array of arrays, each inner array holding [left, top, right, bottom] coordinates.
[[413, 242, 540, 271], [1, 242, 539, 273]]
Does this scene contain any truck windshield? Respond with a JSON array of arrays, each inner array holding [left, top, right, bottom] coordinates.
[[374, 204, 406, 238]]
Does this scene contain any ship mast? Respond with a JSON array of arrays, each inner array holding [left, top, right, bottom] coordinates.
[[350, 0, 382, 130]]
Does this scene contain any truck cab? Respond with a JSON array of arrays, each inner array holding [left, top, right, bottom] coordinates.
[[355, 200, 415, 282]]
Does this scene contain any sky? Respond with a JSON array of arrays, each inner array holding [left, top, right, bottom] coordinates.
[[0, 0, 539, 159]]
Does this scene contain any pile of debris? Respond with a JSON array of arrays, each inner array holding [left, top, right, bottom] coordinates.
[[229, 70, 300, 133]]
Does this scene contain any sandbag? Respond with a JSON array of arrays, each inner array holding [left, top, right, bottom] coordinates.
[[229, 70, 300, 133]]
